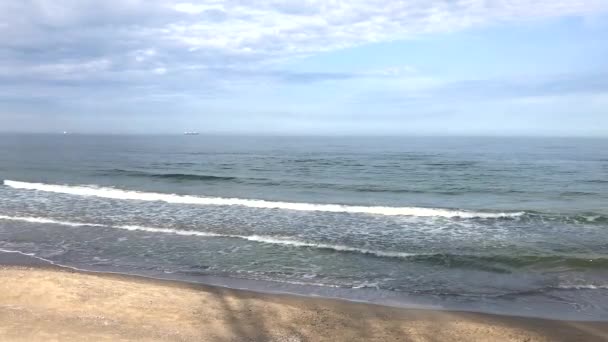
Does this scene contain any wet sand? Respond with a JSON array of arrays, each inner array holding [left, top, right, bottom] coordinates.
[[0, 263, 607, 341]]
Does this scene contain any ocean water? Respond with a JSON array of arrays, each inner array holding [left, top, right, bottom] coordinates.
[[0, 134, 607, 320]]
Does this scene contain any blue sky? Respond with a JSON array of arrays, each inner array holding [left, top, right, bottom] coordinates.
[[1, 1, 607, 135]]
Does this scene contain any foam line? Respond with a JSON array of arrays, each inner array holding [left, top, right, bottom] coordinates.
[[3, 180, 524, 218], [0, 214, 415, 259]]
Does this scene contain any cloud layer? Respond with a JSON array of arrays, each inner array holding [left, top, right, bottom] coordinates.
[[2, 0, 607, 82], [1, 1, 607, 134]]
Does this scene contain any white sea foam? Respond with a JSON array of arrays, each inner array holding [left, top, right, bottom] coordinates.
[[0, 215, 105, 227], [3, 180, 524, 218], [0, 247, 84, 271], [555, 284, 608, 290], [240, 235, 415, 258], [0, 248, 37, 257], [0, 214, 415, 259]]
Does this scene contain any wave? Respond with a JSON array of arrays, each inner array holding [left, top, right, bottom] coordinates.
[[554, 284, 608, 290], [0, 248, 77, 269], [521, 212, 608, 224], [0, 214, 415, 259], [239, 236, 415, 258], [584, 179, 608, 184], [559, 191, 596, 197], [103, 169, 237, 182], [2, 180, 524, 218], [574, 214, 608, 224], [1, 215, 605, 270], [409, 254, 608, 271], [0, 215, 106, 227], [104, 170, 517, 196]]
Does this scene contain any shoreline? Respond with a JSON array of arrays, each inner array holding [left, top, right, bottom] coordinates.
[[0, 252, 607, 341], [1, 249, 608, 321]]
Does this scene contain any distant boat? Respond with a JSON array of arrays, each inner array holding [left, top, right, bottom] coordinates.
[[62, 131, 69, 135], [184, 131, 199, 135]]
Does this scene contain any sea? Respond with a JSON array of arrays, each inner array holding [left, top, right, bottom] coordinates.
[[0, 134, 606, 320]]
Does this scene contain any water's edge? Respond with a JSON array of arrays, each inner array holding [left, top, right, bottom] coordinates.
[[1, 249, 605, 322]]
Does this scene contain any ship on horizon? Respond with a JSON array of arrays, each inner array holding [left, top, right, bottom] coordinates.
[[183, 131, 200, 135]]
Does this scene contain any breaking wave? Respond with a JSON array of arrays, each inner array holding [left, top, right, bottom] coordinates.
[[1, 214, 605, 271], [0, 214, 415, 259], [3, 180, 524, 218]]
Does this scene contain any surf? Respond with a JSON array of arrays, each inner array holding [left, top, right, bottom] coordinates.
[[0, 214, 415, 259], [3, 180, 524, 219], [2, 214, 606, 270]]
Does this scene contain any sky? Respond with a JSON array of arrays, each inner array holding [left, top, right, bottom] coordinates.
[[0, 1, 607, 136]]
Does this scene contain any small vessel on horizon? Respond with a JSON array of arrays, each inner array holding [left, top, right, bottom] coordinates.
[[183, 131, 200, 135]]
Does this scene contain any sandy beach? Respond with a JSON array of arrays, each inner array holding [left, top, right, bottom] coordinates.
[[0, 264, 605, 342]]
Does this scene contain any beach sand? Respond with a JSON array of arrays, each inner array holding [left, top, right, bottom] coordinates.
[[0, 265, 607, 341]]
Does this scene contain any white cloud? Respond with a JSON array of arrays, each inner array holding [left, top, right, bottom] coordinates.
[[0, 58, 112, 81], [0, 0, 607, 104], [132, 49, 157, 62], [172, 2, 224, 15], [2, 1, 606, 66], [157, 0, 608, 57], [35, 59, 112, 75], [152, 67, 168, 75]]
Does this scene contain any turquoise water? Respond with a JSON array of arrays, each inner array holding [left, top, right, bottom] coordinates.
[[0, 134, 607, 320]]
